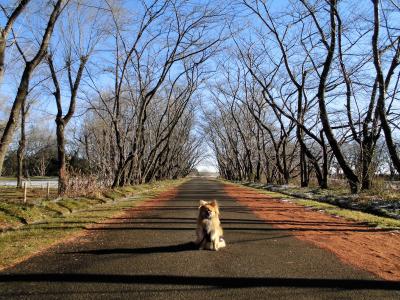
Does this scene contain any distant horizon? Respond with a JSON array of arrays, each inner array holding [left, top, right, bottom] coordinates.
[[196, 165, 219, 173]]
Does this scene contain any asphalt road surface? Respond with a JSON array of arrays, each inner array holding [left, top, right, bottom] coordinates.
[[0, 178, 399, 299]]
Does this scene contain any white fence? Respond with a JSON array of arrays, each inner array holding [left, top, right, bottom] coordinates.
[[0, 178, 58, 188]]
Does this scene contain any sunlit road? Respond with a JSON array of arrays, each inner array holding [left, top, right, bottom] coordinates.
[[0, 178, 399, 299]]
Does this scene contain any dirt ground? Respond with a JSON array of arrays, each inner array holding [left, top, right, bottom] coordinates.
[[223, 184, 400, 281]]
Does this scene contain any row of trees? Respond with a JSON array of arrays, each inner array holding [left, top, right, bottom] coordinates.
[[0, 0, 222, 194], [3, 129, 58, 177], [2, 0, 400, 195], [204, 0, 400, 193]]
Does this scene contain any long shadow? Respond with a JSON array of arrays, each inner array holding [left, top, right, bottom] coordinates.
[[22, 223, 393, 233], [112, 216, 371, 227], [63, 242, 197, 255], [101, 220, 370, 227], [25, 224, 383, 233], [82, 206, 253, 213], [26, 218, 374, 232], [64, 236, 292, 255], [81, 226, 394, 233], [0, 273, 399, 291], [0, 286, 217, 298]]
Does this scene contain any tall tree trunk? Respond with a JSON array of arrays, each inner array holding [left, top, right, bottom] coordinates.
[[48, 53, 88, 196], [17, 98, 26, 188], [300, 148, 308, 187], [0, 32, 6, 83], [255, 155, 261, 182], [316, 0, 359, 193], [372, 0, 400, 175], [0, 66, 31, 175], [0, 0, 64, 175], [56, 120, 67, 195], [282, 142, 289, 184], [361, 137, 375, 190], [320, 132, 328, 189]]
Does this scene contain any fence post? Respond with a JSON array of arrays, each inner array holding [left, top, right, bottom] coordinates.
[[23, 182, 27, 204], [47, 182, 50, 199]]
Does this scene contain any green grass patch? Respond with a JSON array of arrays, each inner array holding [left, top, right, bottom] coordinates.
[[0, 211, 21, 228], [54, 198, 103, 213], [41, 201, 70, 215], [0, 177, 16, 181], [0, 176, 56, 181], [0, 186, 58, 204], [0, 226, 81, 269], [29, 177, 57, 181], [295, 199, 400, 229], [103, 189, 126, 200], [0, 202, 52, 224], [0, 178, 187, 270]]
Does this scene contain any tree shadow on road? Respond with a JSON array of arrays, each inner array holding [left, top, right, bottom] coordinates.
[[0, 273, 399, 291], [80, 226, 395, 233], [63, 242, 198, 255]]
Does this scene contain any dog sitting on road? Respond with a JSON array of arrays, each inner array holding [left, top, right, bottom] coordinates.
[[195, 200, 226, 251]]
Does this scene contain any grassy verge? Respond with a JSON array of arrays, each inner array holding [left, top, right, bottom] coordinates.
[[0, 178, 187, 271], [221, 180, 400, 229], [0, 177, 16, 181], [0, 186, 58, 205]]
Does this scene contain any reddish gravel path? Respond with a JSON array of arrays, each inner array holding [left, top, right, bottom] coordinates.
[[224, 183, 400, 281]]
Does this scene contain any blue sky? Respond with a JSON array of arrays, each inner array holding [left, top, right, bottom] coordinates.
[[1, 0, 399, 174]]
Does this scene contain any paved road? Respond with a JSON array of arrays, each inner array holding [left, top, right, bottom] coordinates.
[[0, 178, 399, 299]]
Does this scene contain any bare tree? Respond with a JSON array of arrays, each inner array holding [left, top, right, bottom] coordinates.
[[47, 0, 106, 195], [0, 0, 66, 175], [0, 0, 31, 83], [16, 96, 31, 187], [300, 0, 360, 192], [85, 0, 223, 187], [372, 0, 400, 176]]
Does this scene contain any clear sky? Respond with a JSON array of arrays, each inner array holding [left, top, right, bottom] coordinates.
[[2, 0, 396, 175]]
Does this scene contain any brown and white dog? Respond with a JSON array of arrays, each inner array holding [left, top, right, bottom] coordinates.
[[195, 200, 226, 251]]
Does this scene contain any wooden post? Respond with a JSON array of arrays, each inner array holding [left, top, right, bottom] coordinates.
[[47, 182, 50, 199], [23, 181, 27, 204]]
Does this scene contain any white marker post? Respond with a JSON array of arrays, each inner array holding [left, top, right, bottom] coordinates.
[[23, 182, 27, 204]]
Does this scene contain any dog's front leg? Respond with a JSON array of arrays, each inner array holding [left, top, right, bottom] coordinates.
[[195, 228, 206, 250], [212, 240, 217, 251], [210, 233, 219, 251]]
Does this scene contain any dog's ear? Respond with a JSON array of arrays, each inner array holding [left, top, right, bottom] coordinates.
[[210, 200, 220, 215], [199, 200, 208, 207], [210, 200, 219, 207]]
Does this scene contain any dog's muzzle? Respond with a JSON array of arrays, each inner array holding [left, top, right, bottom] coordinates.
[[204, 210, 212, 219]]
